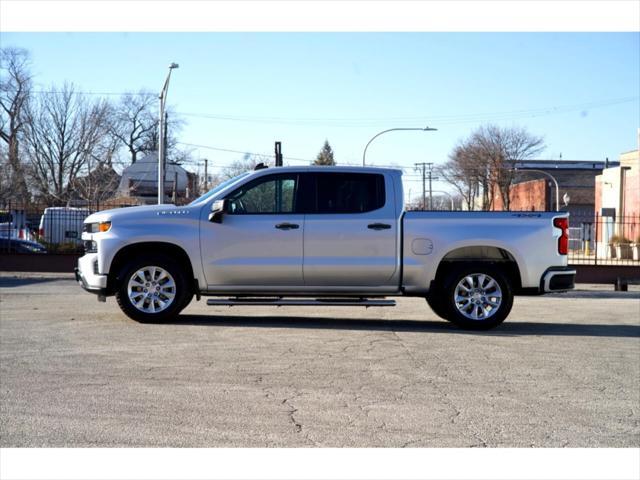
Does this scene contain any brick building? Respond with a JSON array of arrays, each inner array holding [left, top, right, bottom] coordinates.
[[594, 142, 640, 249], [492, 159, 616, 218]]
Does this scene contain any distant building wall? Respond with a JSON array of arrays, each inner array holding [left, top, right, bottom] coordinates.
[[621, 150, 640, 242], [594, 176, 602, 217], [492, 179, 548, 211], [594, 144, 639, 248], [489, 160, 612, 216], [623, 169, 639, 243]]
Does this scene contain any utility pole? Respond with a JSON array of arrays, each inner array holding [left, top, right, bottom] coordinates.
[[428, 163, 437, 210], [416, 163, 426, 209], [163, 111, 168, 198], [414, 162, 438, 210], [203, 158, 208, 191], [275, 141, 283, 167], [172, 171, 178, 204]]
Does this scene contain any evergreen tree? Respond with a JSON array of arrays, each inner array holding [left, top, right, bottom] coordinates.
[[314, 140, 335, 166]]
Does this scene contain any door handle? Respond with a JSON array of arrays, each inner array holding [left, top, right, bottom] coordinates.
[[367, 223, 392, 230], [275, 223, 300, 230]]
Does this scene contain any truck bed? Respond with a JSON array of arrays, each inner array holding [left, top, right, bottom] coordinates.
[[402, 211, 568, 294]]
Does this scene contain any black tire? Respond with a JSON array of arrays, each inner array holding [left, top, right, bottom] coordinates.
[[425, 288, 449, 320], [440, 263, 513, 330], [115, 254, 190, 323], [181, 292, 195, 311]]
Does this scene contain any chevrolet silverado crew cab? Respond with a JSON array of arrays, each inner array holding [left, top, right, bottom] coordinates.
[[75, 166, 575, 329]]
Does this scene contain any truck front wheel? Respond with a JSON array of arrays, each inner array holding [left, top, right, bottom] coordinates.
[[441, 264, 513, 330], [425, 288, 449, 320], [115, 254, 190, 323]]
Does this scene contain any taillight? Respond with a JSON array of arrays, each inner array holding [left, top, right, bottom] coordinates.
[[554, 217, 569, 255], [38, 228, 44, 237]]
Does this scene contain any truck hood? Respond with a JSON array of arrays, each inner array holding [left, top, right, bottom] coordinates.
[[84, 204, 193, 223]]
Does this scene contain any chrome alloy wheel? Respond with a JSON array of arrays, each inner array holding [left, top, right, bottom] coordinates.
[[453, 273, 502, 321], [126, 266, 176, 313]]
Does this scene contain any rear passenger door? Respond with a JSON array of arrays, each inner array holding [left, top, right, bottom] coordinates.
[[302, 172, 398, 286]]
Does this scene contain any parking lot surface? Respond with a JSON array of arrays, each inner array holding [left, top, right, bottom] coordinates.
[[1, 273, 639, 447]]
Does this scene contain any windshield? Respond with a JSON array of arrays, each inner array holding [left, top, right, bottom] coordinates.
[[188, 172, 251, 206]]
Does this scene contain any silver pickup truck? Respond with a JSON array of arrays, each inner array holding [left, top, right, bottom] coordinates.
[[76, 166, 575, 329]]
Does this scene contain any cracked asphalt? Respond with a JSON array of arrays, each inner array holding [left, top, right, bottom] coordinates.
[[1, 273, 639, 447]]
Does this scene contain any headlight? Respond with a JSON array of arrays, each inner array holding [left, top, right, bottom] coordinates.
[[84, 221, 111, 233]]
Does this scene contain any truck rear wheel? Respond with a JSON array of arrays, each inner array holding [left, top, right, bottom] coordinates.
[[115, 254, 190, 323], [441, 264, 513, 330]]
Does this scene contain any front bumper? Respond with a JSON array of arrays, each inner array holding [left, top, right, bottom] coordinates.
[[75, 254, 108, 295], [541, 267, 576, 292]]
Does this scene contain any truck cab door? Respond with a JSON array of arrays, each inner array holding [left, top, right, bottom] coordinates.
[[200, 173, 304, 288], [302, 172, 399, 286]]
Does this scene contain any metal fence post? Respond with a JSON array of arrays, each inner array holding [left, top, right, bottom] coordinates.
[[594, 212, 599, 266]]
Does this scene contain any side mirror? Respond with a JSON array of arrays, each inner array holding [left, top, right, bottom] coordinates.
[[208, 199, 227, 223]]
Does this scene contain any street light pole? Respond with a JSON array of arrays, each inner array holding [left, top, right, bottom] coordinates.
[[513, 168, 560, 211], [362, 126, 437, 167], [158, 62, 179, 204]]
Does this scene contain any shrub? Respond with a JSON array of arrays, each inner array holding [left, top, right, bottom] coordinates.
[[609, 235, 631, 244], [40, 241, 83, 254]]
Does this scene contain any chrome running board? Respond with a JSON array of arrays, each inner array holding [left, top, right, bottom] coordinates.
[[206, 297, 396, 307]]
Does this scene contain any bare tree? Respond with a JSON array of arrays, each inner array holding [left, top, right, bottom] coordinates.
[[437, 142, 484, 210], [499, 125, 545, 208], [221, 153, 272, 180], [0, 47, 32, 203], [22, 83, 111, 205], [109, 91, 156, 164], [110, 90, 184, 164], [407, 195, 452, 211], [440, 125, 544, 211], [70, 132, 122, 204], [69, 161, 121, 205], [470, 125, 544, 210]]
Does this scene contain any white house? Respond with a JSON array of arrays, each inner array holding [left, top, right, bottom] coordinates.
[[117, 152, 190, 204]]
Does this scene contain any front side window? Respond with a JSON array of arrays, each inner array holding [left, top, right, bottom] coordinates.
[[226, 174, 297, 214], [313, 173, 385, 214], [188, 171, 251, 206]]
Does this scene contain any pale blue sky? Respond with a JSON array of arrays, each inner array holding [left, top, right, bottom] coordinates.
[[2, 32, 639, 196]]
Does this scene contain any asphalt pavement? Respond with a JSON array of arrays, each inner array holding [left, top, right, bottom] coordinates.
[[1, 273, 639, 447]]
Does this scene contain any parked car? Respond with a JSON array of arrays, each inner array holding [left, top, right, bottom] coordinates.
[[75, 166, 575, 329], [38, 207, 90, 245], [0, 238, 48, 254]]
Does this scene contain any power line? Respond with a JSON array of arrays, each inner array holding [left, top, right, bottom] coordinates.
[[176, 96, 638, 128], [178, 141, 425, 171], [25, 90, 637, 126], [176, 141, 312, 163], [30, 90, 156, 97]]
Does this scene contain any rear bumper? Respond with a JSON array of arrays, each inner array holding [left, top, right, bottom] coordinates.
[[541, 267, 576, 293]]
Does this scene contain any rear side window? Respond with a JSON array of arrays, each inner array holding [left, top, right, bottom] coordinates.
[[311, 173, 385, 214]]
